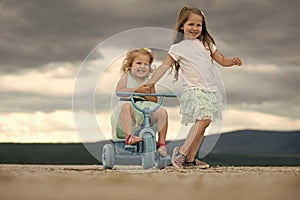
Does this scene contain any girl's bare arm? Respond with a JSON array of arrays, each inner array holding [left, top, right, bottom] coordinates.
[[147, 54, 175, 84], [116, 73, 157, 102], [116, 73, 133, 92], [116, 73, 148, 93], [212, 50, 242, 67]]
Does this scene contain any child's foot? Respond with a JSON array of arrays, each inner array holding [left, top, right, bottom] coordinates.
[[171, 146, 185, 169], [125, 135, 143, 145], [183, 159, 210, 169], [157, 146, 167, 157]]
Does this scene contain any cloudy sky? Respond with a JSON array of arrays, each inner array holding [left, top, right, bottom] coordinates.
[[1, 0, 300, 143]]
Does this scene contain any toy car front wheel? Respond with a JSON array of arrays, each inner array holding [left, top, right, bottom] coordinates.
[[142, 133, 155, 169], [102, 144, 115, 169]]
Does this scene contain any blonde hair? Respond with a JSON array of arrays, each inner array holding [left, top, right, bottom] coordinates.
[[173, 7, 215, 81], [121, 48, 154, 74]]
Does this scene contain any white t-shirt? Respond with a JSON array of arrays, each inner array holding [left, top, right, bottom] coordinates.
[[168, 39, 218, 91]]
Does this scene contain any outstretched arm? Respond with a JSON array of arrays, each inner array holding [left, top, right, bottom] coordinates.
[[212, 50, 242, 67], [147, 54, 175, 84], [116, 73, 135, 92]]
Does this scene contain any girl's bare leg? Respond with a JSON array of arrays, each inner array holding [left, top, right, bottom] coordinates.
[[185, 119, 211, 162], [151, 108, 168, 157], [151, 108, 168, 144], [179, 119, 211, 159], [120, 103, 134, 136]]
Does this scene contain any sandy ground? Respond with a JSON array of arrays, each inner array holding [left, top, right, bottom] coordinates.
[[0, 165, 299, 200]]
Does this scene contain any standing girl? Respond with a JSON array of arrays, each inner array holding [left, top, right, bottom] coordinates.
[[113, 48, 169, 157], [147, 7, 242, 169]]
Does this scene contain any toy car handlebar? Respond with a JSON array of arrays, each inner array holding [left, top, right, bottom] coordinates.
[[116, 92, 177, 98], [116, 92, 176, 114]]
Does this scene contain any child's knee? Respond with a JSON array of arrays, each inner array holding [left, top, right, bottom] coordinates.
[[158, 108, 168, 117], [196, 119, 211, 128], [154, 109, 167, 122], [151, 108, 167, 123], [121, 103, 132, 113]]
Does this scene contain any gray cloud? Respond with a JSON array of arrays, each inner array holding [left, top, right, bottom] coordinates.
[[0, 0, 180, 72], [220, 66, 300, 118], [222, 68, 300, 103], [205, 0, 300, 66], [1, 92, 72, 113], [2, 0, 299, 73]]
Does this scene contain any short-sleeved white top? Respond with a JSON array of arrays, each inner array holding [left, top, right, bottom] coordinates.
[[168, 39, 218, 91]]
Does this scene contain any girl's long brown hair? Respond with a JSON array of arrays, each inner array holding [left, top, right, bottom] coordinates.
[[172, 7, 215, 81]]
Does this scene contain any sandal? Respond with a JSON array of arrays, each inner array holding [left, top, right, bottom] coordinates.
[[171, 146, 185, 169], [125, 134, 143, 145], [183, 159, 210, 169], [157, 146, 167, 157]]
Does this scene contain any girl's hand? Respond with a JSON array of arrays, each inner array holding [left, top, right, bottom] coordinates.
[[143, 83, 155, 88], [135, 84, 157, 102], [135, 85, 150, 94], [233, 57, 243, 66]]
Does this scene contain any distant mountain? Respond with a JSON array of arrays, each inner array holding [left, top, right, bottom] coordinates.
[[0, 143, 100, 165], [0, 130, 299, 166], [202, 130, 300, 166], [208, 129, 300, 156]]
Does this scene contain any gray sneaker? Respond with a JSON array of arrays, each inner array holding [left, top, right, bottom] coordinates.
[[171, 146, 185, 169], [183, 159, 210, 169]]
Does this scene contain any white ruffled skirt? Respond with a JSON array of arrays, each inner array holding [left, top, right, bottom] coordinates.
[[179, 88, 223, 125]]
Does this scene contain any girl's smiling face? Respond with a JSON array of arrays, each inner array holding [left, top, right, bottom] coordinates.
[[130, 54, 151, 80], [182, 13, 203, 40]]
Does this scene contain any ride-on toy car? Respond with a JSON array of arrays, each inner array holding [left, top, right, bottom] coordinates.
[[102, 92, 176, 170]]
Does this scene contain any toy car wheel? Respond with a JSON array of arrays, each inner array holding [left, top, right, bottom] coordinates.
[[142, 133, 155, 169], [155, 154, 171, 170], [102, 144, 115, 169]]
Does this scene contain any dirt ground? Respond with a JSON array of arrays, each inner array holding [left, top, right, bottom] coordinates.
[[0, 164, 299, 200]]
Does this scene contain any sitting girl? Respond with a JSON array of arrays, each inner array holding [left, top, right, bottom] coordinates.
[[112, 48, 169, 157]]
